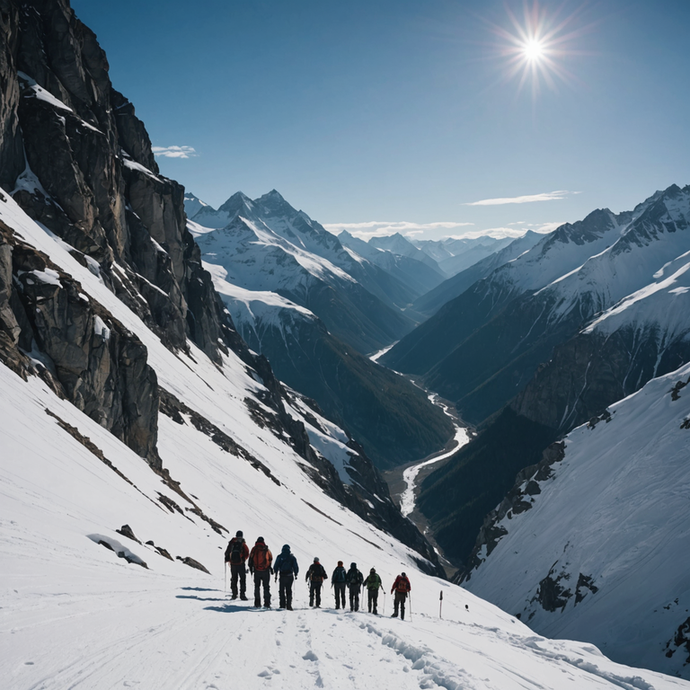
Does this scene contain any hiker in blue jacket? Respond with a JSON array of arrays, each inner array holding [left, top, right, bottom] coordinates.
[[273, 544, 299, 611], [331, 560, 347, 609]]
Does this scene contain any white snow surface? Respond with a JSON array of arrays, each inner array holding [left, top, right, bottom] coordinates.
[[464, 362, 690, 678], [2, 193, 689, 689]]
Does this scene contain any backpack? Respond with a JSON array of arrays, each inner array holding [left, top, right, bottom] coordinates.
[[229, 539, 244, 565], [333, 566, 346, 583], [395, 576, 410, 593], [365, 573, 381, 590], [309, 563, 326, 582], [347, 568, 363, 586], [251, 543, 270, 571]]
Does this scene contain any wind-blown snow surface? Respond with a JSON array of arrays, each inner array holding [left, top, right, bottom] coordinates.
[[2, 195, 689, 689], [463, 363, 690, 678]]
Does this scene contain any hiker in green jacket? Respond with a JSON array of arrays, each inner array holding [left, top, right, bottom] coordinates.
[[363, 567, 383, 615]]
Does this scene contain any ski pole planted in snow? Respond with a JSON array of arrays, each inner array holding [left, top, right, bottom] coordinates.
[[224, 560, 227, 593], [439, 590, 443, 619], [408, 593, 412, 621]]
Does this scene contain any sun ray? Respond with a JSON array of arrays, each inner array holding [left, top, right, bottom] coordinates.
[[479, 0, 596, 100]]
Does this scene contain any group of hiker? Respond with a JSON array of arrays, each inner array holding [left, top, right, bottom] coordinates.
[[224, 532, 412, 618]]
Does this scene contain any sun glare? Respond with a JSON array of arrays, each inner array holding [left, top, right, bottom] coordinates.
[[486, 0, 590, 98], [523, 39, 544, 61]]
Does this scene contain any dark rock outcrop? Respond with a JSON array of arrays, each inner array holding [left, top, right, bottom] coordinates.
[[0, 219, 160, 464]]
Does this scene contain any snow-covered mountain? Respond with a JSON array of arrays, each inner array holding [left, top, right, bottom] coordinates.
[[384, 186, 690, 425], [460, 362, 690, 678], [187, 192, 421, 320], [400, 185, 690, 589], [369, 232, 445, 274], [338, 229, 445, 300], [3, 2, 690, 688], [414, 236, 516, 276], [206, 263, 454, 470], [186, 194, 454, 468], [412, 230, 544, 317]]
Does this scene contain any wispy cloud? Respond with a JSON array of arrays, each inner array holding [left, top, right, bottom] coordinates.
[[465, 190, 579, 206], [152, 145, 198, 159], [454, 221, 562, 240], [323, 220, 474, 240]]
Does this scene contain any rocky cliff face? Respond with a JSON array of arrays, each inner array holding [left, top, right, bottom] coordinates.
[[0, 211, 160, 464], [2, 0, 226, 365]]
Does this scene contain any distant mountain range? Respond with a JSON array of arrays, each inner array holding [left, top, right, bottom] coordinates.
[[185, 192, 455, 469], [403, 183, 690, 566]]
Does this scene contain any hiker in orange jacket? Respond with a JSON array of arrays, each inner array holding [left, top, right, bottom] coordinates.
[[248, 536, 273, 608], [391, 572, 411, 620]]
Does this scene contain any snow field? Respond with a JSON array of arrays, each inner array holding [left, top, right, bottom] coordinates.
[[2, 193, 690, 689], [465, 362, 690, 677]]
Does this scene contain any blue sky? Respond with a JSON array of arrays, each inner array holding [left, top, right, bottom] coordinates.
[[71, 0, 690, 240]]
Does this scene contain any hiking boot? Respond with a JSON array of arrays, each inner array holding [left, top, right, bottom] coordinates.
[[287, 605, 293, 611], [391, 612, 398, 618], [231, 594, 238, 600], [240, 595, 248, 601]]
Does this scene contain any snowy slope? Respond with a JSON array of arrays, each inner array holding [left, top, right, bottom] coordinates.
[[2, 179, 688, 690], [462, 362, 690, 678]]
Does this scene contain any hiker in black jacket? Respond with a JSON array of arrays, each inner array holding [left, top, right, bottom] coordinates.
[[273, 544, 299, 611], [306, 557, 328, 607], [224, 531, 249, 600], [331, 560, 347, 609], [345, 562, 363, 611]]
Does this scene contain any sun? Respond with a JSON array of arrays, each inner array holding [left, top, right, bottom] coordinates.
[[523, 38, 545, 62], [487, 0, 589, 97]]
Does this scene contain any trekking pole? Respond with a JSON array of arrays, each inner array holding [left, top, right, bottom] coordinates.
[[224, 560, 227, 593], [408, 593, 412, 621], [382, 590, 386, 615], [439, 590, 443, 619]]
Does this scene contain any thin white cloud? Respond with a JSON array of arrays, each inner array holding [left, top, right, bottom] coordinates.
[[465, 190, 579, 206], [451, 221, 561, 240], [323, 220, 474, 240], [152, 145, 198, 159], [324, 219, 561, 241]]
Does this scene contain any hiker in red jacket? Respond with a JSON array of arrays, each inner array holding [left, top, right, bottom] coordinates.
[[248, 537, 273, 608], [391, 572, 411, 620], [224, 530, 249, 600]]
